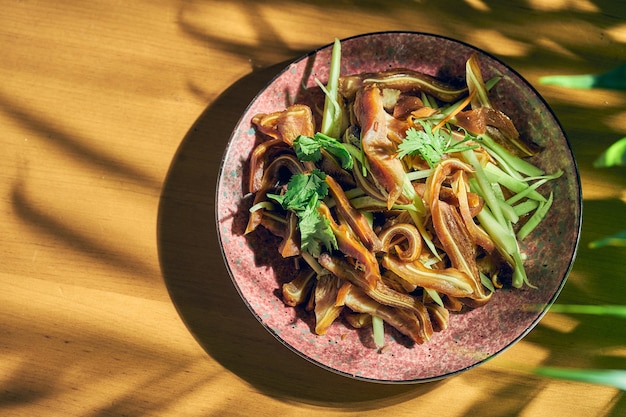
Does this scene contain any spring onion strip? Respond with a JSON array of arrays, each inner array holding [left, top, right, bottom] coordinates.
[[421, 92, 435, 109], [325, 187, 366, 209], [320, 38, 342, 138], [505, 174, 557, 206], [425, 288, 444, 307], [485, 76, 502, 91], [406, 169, 433, 181], [478, 134, 544, 177], [523, 170, 564, 183], [475, 207, 517, 257], [301, 251, 326, 276], [466, 61, 491, 108], [484, 163, 547, 202], [470, 181, 524, 287], [475, 203, 531, 288], [421, 257, 439, 268], [485, 147, 525, 180], [343, 142, 369, 177], [403, 176, 427, 216], [498, 198, 520, 224], [344, 187, 366, 199], [348, 196, 416, 212], [480, 272, 496, 293], [517, 192, 554, 240], [249, 201, 276, 212], [512, 199, 540, 217], [513, 249, 533, 288], [463, 149, 507, 225], [372, 315, 385, 348]]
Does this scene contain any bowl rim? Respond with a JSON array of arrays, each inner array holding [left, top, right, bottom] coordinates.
[[215, 31, 583, 383]]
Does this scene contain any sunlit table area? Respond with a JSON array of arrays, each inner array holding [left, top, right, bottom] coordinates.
[[1, 1, 625, 416]]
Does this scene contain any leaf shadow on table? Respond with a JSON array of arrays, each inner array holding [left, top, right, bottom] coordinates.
[[164, 1, 626, 412], [157, 62, 444, 409]]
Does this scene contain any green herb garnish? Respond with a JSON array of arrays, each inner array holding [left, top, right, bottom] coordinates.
[[267, 169, 337, 257], [293, 133, 353, 170], [397, 120, 478, 168]]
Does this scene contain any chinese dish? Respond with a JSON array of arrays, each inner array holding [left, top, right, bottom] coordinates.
[[244, 40, 560, 349]]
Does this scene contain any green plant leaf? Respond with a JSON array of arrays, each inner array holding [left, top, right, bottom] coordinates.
[[293, 133, 353, 169], [539, 63, 626, 90], [589, 229, 626, 249], [548, 304, 626, 318], [593, 136, 626, 168], [532, 367, 626, 390]]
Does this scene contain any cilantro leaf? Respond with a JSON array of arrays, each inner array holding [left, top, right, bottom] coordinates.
[[293, 135, 322, 163], [396, 125, 442, 167], [298, 198, 337, 257], [397, 120, 478, 168], [267, 169, 337, 257], [268, 169, 328, 210], [294, 133, 353, 170]]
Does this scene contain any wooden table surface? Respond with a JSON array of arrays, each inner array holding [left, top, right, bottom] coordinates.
[[2, 1, 625, 416]]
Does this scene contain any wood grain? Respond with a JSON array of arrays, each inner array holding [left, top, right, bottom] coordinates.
[[1, 1, 625, 416]]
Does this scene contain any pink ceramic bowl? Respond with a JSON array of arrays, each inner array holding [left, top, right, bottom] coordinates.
[[216, 32, 582, 383]]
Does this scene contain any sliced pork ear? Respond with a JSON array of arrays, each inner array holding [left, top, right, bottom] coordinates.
[[342, 311, 372, 329], [414, 182, 483, 218], [339, 68, 468, 103], [454, 107, 538, 157], [282, 268, 316, 307], [324, 175, 382, 252], [381, 254, 477, 299], [426, 303, 450, 332], [277, 211, 301, 258], [354, 86, 409, 209], [317, 253, 434, 342], [392, 94, 425, 119], [313, 274, 344, 335], [341, 282, 427, 344], [450, 170, 495, 253], [252, 104, 315, 145], [318, 149, 356, 189], [423, 158, 474, 210], [317, 203, 381, 288], [423, 158, 492, 305], [245, 154, 304, 235], [248, 139, 292, 194], [431, 200, 492, 306]]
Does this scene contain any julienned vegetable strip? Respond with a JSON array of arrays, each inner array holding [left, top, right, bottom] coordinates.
[[512, 199, 540, 217], [517, 192, 554, 240], [462, 149, 508, 225], [479, 134, 544, 177], [505, 171, 562, 206], [372, 315, 385, 348], [484, 163, 547, 202], [320, 38, 342, 138]]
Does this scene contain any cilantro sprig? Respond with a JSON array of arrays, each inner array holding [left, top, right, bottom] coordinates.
[[267, 169, 337, 257], [293, 133, 353, 170], [397, 120, 479, 167]]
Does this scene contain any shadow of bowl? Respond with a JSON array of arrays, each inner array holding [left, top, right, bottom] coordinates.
[[157, 61, 439, 406]]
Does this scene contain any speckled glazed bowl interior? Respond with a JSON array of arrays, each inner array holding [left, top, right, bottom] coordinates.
[[216, 32, 582, 383]]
